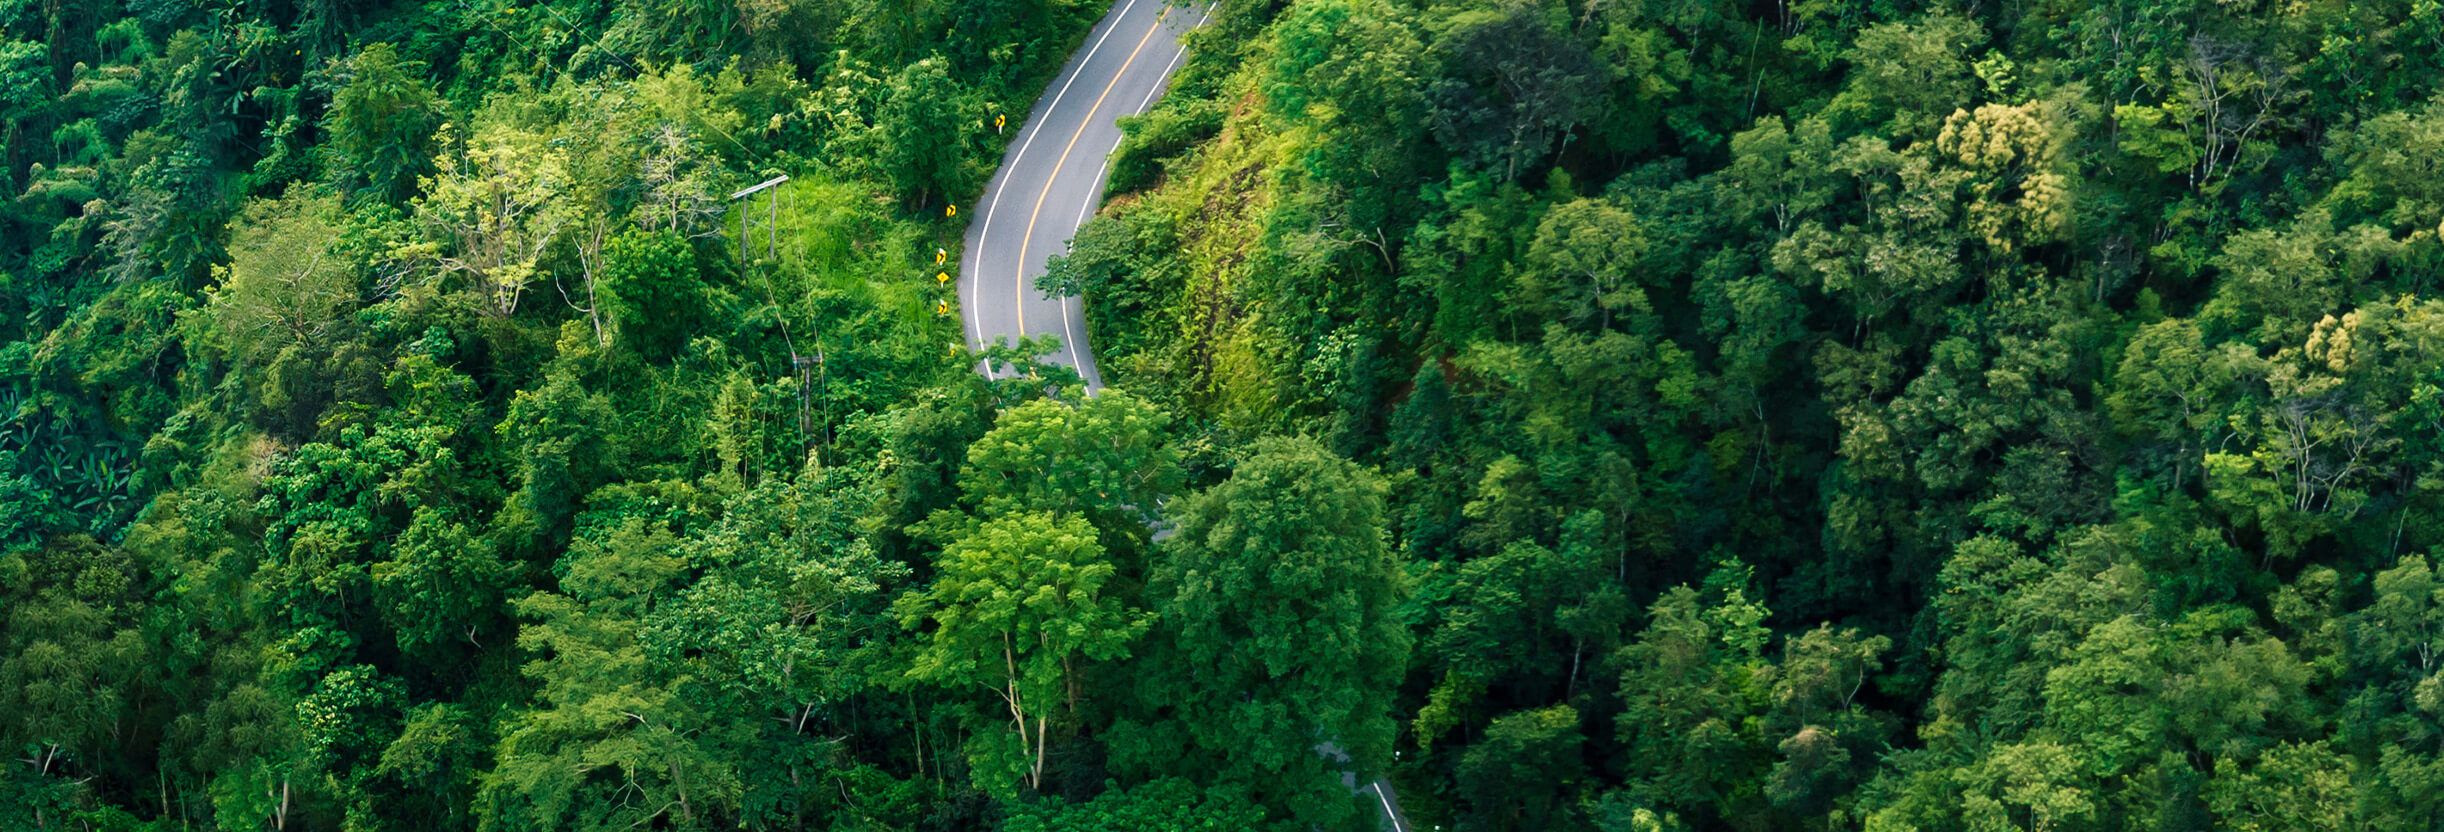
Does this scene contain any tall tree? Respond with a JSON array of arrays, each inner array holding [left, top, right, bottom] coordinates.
[[1123, 436, 1408, 828], [321, 43, 442, 204], [192, 187, 356, 435], [876, 57, 976, 209], [899, 511, 1148, 795]]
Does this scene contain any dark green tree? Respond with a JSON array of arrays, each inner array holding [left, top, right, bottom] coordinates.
[[321, 43, 442, 203], [1121, 436, 1409, 829]]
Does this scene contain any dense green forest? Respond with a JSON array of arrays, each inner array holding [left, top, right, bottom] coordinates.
[[6, 0, 2444, 826]]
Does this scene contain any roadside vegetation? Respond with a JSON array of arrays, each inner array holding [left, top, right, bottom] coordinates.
[[6, 0, 2444, 829], [1063, 0, 2444, 828]]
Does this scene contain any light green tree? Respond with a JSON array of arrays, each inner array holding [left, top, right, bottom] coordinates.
[[1521, 197, 1648, 330], [2205, 741, 2357, 831], [194, 187, 356, 432], [900, 511, 1147, 795], [409, 112, 577, 317], [960, 389, 1181, 560]]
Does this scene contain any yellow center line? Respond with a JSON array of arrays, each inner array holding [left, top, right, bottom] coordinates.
[[1014, 6, 1169, 337]]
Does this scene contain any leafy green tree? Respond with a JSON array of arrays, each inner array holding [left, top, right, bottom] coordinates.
[[1766, 625, 1892, 817], [1415, 523, 1628, 748], [597, 229, 707, 358], [0, 537, 148, 795], [2363, 553, 2444, 677], [1004, 777, 1284, 832], [1954, 741, 2098, 831], [647, 474, 909, 826], [1404, 168, 1541, 345], [1265, 0, 1429, 230], [255, 422, 467, 634], [900, 511, 1148, 795], [1457, 705, 1586, 830], [2347, 554, 2444, 826], [294, 662, 408, 824], [867, 381, 995, 563], [2327, 99, 2444, 235], [1834, 14, 1984, 134], [194, 187, 357, 435], [2206, 741, 2357, 831], [1722, 116, 1840, 237], [960, 388, 1182, 560], [482, 518, 741, 830], [2196, 213, 2383, 344], [374, 703, 487, 828], [876, 57, 976, 208], [1519, 196, 1648, 330], [370, 506, 511, 664], [1614, 566, 1774, 822], [1424, 2, 1600, 180], [497, 352, 618, 543], [2038, 616, 2174, 780], [1124, 436, 1407, 828], [1922, 533, 2146, 751], [191, 682, 312, 831], [2109, 318, 2245, 488], [322, 43, 442, 203], [1036, 206, 1187, 365]]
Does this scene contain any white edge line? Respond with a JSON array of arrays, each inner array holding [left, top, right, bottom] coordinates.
[[1070, 8, 1191, 235], [1061, 4, 1204, 383], [1132, 13, 1195, 116], [1371, 782, 1402, 831], [971, 0, 1144, 369]]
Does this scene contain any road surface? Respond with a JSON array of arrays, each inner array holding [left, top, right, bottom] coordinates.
[[957, 4, 1414, 830], [958, 0, 1203, 390]]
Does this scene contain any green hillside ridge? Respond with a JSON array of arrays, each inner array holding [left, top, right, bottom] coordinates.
[[1064, 0, 2444, 828], [5, 0, 2444, 828]]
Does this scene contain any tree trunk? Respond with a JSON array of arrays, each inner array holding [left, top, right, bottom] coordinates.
[[671, 759, 694, 823]]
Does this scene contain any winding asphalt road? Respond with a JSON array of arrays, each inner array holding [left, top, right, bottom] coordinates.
[[958, 0, 1203, 390], [955, 3, 1415, 829]]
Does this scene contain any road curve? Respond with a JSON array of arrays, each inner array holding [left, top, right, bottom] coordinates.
[[957, 5, 1414, 830], [958, 0, 1203, 390]]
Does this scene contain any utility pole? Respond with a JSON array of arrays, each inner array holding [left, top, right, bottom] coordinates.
[[730, 175, 790, 263], [730, 175, 823, 461]]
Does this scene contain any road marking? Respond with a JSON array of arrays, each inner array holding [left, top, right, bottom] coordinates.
[[970, 0, 1144, 358], [1372, 782, 1403, 832], [1014, 4, 1168, 357], [1133, 14, 1195, 115], [1075, 154, 1113, 231], [1070, 12, 1196, 235], [1058, 6, 1204, 379]]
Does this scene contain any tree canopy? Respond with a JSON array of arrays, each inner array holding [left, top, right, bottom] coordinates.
[[9, 0, 2444, 828]]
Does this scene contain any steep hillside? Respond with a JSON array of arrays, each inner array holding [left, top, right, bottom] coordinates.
[[1058, 0, 2444, 828]]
